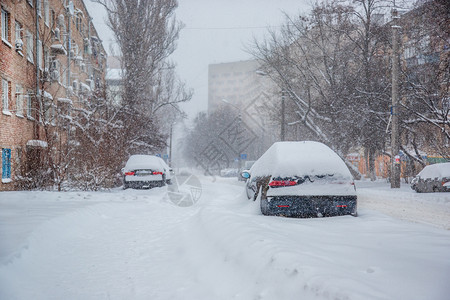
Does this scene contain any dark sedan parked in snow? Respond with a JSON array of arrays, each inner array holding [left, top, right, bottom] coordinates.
[[122, 155, 172, 189], [242, 141, 357, 218]]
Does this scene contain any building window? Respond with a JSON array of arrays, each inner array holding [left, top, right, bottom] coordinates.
[[75, 15, 82, 31], [26, 91, 33, 118], [37, 0, 42, 17], [50, 9, 55, 29], [2, 148, 12, 182], [14, 21, 24, 54], [2, 78, 10, 113], [1, 7, 10, 44], [38, 39, 43, 69], [16, 147, 22, 175], [44, 0, 49, 26], [16, 84, 24, 117], [15, 21, 22, 41], [44, 47, 50, 71], [26, 30, 34, 63], [43, 94, 53, 124]]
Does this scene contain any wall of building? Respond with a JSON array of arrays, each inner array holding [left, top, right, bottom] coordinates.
[[1, 0, 106, 191]]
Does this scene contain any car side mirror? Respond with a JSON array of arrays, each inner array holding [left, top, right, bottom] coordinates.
[[241, 171, 250, 179]]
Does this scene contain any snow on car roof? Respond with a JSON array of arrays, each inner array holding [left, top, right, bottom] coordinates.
[[124, 155, 165, 171], [250, 141, 353, 178], [417, 162, 450, 179]]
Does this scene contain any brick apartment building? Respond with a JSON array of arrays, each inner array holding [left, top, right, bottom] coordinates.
[[1, 0, 106, 190]]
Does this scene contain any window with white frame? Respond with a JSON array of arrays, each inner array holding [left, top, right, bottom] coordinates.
[[2, 78, 9, 112], [26, 91, 33, 118], [1, 7, 10, 44], [43, 94, 53, 123], [38, 39, 43, 70], [26, 30, 34, 63], [44, 47, 50, 71], [14, 21, 23, 53], [50, 9, 55, 30], [15, 84, 23, 116], [76, 15, 82, 31], [44, 0, 49, 26], [37, 0, 42, 17], [51, 100, 56, 125], [15, 21, 21, 40], [50, 59, 60, 82], [16, 147, 22, 175]]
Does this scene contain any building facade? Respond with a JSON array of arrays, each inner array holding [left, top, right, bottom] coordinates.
[[1, 0, 106, 190]]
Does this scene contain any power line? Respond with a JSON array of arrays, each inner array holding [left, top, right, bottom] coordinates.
[[183, 25, 280, 31]]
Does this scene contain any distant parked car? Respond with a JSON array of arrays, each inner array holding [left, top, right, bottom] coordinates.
[[238, 160, 256, 181], [220, 168, 239, 177], [242, 141, 357, 217], [122, 155, 172, 189], [411, 162, 450, 193]]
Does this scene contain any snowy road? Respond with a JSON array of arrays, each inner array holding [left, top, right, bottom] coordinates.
[[1, 175, 450, 300]]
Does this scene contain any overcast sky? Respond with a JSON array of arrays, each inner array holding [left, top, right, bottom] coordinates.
[[85, 0, 311, 119]]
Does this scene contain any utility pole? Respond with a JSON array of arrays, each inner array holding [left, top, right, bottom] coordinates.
[[281, 90, 286, 141], [390, 7, 401, 188]]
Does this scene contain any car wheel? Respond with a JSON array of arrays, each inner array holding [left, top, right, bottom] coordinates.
[[260, 197, 269, 215], [123, 183, 129, 190]]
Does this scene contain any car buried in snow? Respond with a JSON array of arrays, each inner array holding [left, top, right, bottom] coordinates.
[[410, 162, 450, 193], [122, 155, 172, 189], [242, 141, 357, 218]]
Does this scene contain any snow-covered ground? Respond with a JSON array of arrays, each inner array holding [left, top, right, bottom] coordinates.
[[0, 175, 449, 300]]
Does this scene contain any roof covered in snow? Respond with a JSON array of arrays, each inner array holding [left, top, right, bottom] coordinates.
[[250, 141, 353, 179], [124, 155, 167, 171], [418, 162, 450, 179]]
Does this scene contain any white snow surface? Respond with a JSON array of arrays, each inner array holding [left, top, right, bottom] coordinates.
[[250, 141, 353, 179], [417, 162, 450, 179], [0, 176, 450, 300]]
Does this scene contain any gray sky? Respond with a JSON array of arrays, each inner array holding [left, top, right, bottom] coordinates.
[[85, 0, 311, 119]]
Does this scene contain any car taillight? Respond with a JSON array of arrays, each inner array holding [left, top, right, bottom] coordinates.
[[125, 171, 135, 176], [152, 171, 163, 175], [269, 180, 297, 187]]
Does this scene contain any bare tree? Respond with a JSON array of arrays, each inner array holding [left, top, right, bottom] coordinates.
[[399, 0, 450, 167], [94, 0, 192, 156]]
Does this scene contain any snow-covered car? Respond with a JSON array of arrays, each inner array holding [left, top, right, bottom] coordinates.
[[238, 160, 256, 181], [220, 168, 239, 177], [242, 141, 357, 217], [122, 155, 172, 189], [410, 162, 450, 193]]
